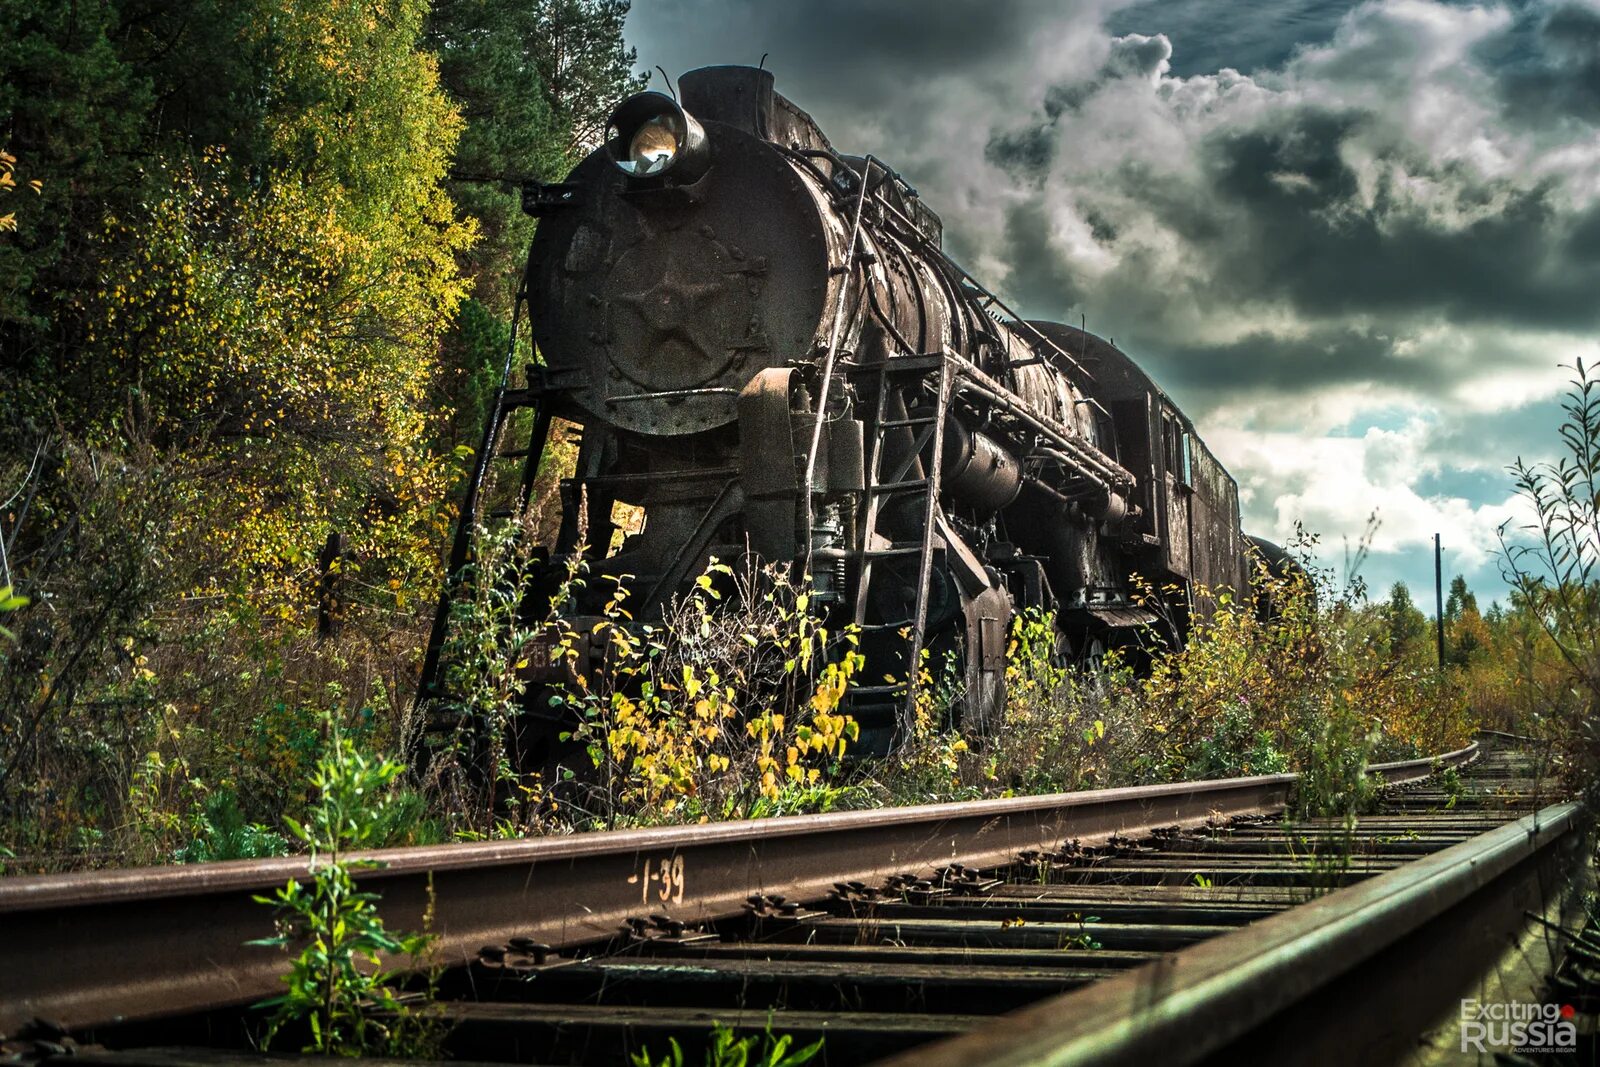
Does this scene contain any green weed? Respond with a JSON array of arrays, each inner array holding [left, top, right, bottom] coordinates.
[[250, 716, 442, 1055], [631, 1022, 823, 1067], [174, 791, 289, 863]]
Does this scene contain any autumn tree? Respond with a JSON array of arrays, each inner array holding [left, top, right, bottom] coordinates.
[[75, 0, 475, 602], [0, 0, 646, 865], [1, 0, 476, 862], [1383, 582, 1428, 661], [1442, 575, 1488, 665]]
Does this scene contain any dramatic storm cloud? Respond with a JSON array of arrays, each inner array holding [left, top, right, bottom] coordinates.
[[628, 0, 1600, 602]]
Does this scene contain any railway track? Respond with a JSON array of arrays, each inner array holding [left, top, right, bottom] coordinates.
[[2, 733, 1589, 1066]]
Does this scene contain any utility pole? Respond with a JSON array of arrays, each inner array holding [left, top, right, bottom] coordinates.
[[1434, 533, 1445, 668]]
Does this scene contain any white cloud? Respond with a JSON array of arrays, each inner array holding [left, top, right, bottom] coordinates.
[[629, 0, 1600, 594]]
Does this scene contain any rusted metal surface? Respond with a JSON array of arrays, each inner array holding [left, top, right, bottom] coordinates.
[[426, 741, 1525, 1065], [1367, 740, 1479, 783], [876, 755, 1583, 1067], [0, 772, 1296, 1033], [418, 64, 1290, 760], [0, 742, 1479, 1038], [4, 737, 1561, 1067]]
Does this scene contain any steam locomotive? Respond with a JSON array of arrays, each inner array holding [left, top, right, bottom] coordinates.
[[420, 65, 1282, 756]]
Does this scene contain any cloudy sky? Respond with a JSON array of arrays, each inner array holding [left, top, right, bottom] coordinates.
[[626, 0, 1599, 607]]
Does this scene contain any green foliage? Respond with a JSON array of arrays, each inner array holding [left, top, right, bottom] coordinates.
[[0, 0, 667, 870], [6, 0, 477, 631], [426, 513, 554, 838], [0, 0, 653, 871], [0, 441, 178, 862], [1500, 357, 1600, 783], [923, 607, 1145, 798], [174, 791, 289, 863], [743, 781, 875, 819], [876, 527, 1476, 808], [0, 0, 149, 354], [0, 582, 26, 642], [1444, 575, 1477, 622], [439, 298, 514, 445], [1439, 764, 1463, 809], [1383, 581, 1428, 659], [251, 717, 439, 1055], [631, 1023, 823, 1067], [1293, 703, 1379, 819], [425, 0, 553, 307], [424, 0, 645, 450], [549, 558, 861, 828], [1189, 706, 1290, 780]]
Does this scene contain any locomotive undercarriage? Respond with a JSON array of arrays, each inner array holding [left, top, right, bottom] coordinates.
[[491, 337, 1158, 762]]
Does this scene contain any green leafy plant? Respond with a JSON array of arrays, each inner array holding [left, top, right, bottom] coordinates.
[[175, 791, 289, 863], [0, 583, 26, 642], [553, 557, 861, 828], [1189, 705, 1290, 779], [1500, 357, 1600, 786], [251, 719, 438, 1054], [631, 1022, 823, 1067], [1439, 764, 1463, 810], [1059, 913, 1103, 950], [428, 515, 553, 837]]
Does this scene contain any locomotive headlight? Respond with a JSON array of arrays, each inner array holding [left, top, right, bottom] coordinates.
[[626, 116, 680, 176], [607, 92, 711, 183]]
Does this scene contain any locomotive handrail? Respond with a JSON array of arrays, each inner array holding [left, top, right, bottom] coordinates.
[[800, 153, 881, 569], [607, 386, 741, 404], [938, 252, 1099, 387], [412, 239, 541, 738], [776, 142, 1130, 499]]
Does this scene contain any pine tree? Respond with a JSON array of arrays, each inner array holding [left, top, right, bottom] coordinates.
[[1444, 574, 1477, 623], [424, 0, 644, 445], [0, 0, 151, 432], [1384, 582, 1428, 660]]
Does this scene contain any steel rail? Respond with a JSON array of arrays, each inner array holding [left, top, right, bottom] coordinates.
[[1366, 742, 1482, 781], [0, 743, 1476, 1035], [880, 785, 1583, 1067]]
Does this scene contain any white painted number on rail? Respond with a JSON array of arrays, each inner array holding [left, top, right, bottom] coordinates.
[[627, 854, 686, 905]]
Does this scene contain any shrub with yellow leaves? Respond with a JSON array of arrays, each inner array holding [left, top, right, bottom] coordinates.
[[0, 147, 42, 234], [549, 558, 861, 826], [877, 526, 1477, 812]]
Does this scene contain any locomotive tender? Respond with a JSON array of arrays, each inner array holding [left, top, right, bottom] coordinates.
[[423, 66, 1281, 755]]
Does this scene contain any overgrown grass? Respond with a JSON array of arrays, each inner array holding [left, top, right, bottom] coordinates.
[[0, 454, 1501, 869], [864, 533, 1474, 812], [632, 1023, 822, 1067]]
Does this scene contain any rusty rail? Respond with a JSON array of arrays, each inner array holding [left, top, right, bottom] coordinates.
[[881, 751, 1585, 1066], [0, 743, 1476, 1034]]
